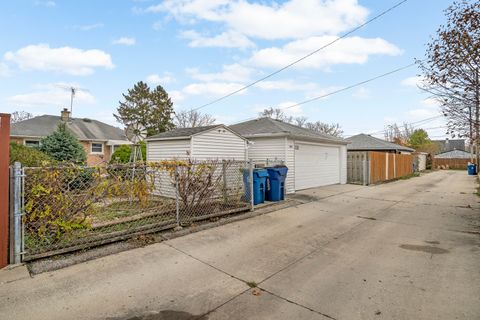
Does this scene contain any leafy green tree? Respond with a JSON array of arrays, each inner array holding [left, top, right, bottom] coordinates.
[[40, 123, 87, 163], [408, 129, 430, 149], [114, 81, 175, 136], [110, 142, 146, 163], [9, 142, 54, 167], [407, 129, 439, 154]]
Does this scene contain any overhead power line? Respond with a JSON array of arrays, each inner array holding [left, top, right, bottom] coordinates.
[[279, 62, 416, 111], [230, 61, 421, 126], [191, 0, 409, 111], [364, 115, 444, 136]]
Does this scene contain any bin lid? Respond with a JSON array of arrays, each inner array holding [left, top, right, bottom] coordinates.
[[254, 169, 269, 178], [267, 167, 288, 175]]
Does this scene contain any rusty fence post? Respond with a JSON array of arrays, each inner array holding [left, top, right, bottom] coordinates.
[[0, 114, 10, 268]]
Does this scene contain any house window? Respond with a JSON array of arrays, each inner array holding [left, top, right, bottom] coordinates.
[[25, 140, 40, 148], [91, 143, 103, 154]]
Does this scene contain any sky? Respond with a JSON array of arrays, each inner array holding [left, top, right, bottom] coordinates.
[[0, 0, 456, 139]]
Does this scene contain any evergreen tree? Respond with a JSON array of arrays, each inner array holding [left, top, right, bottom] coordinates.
[[114, 81, 175, 136], [40, 123, 87, 163]]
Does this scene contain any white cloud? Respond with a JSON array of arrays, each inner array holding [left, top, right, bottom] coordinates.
[[8, 82, 96, 107], [180, 29, 255, 49], [152, 20, 164, 31], [112, 37, 136, 46], [277, 101, 303, 116], [255, 80, 319, 92], [407, 108, 439, 119], [182, 82, 245, 97], [169, 90, 185, 104], [0, 62, 10, 77], [407, 98, 441, 119], [401, 76, 425, 88], [147, 0, 369, 40], [146, 73, 175, 85], [4, 44, 114, 76], [352, 87, 370, 99], [74, 23, 104, 31], [421, 98, 440, 108], [35, 1, 55, 7], [249, 36, 402, 69], [187, 63, 253, 83]]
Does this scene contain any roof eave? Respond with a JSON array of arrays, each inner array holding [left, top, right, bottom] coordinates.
[[145, 136, 191, 142], [245, 132, 347, 145]]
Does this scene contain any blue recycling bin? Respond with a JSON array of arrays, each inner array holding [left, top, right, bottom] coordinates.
[[266, 166, 288, 201], [243, 169, 268, 205], [467, 163, 477, 175]]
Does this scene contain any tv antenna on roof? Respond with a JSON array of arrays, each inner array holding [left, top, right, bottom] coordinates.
[[55, 84, 89, 117]]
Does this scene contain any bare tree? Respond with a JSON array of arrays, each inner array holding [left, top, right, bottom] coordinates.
[[304, 122, 344, 137], [258, 107, 293, 123], [417, 0, 480, 163], [11, 111, 33, 124], [384, 122, 414, 145], [174, 109, 216, 128], [259, 107, 344, 137]]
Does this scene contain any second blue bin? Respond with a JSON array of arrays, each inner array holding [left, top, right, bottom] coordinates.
[[266, 167, 288, 201]]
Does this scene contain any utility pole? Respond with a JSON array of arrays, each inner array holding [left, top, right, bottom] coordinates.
[[475, 69, 480, 167]]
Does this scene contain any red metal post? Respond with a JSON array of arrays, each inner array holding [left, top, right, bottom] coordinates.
[[0, 113, 10, 268]]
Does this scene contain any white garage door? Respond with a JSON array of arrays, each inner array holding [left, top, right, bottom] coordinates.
[[295, 143, 340, 190]]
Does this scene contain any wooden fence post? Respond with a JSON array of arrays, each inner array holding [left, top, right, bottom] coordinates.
[[385, 153, 389, 181], [0, 114, 11, 268]]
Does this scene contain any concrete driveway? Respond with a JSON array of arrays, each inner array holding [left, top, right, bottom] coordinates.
[[1, 170, 479, 320]]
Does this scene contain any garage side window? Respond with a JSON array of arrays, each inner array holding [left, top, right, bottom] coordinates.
[[91, 143, 103, 154]]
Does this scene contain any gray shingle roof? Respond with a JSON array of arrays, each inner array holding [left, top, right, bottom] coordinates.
[[146, 125, 221, 140], [11, 115, 128, 141], [432, 139, 465, 153], [229, 118, 347, 144], [347, 134, 415, 152], [434, 150, 473, 159]]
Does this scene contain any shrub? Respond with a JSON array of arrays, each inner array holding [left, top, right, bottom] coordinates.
[[110, 142, 146, 163], [40, 123, 86, 164], [9, 142, 54, 167]]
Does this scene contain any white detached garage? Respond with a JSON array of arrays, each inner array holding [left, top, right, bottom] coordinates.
[[146, 125, 247, 161], [230, 118, 348, 193]]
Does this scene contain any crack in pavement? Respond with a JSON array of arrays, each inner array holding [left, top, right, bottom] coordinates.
[[160, 195, 407, 319]]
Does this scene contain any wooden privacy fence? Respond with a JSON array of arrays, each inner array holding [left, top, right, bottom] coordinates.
[[348, 151, 414, 185], [432, 158, 475, 169]]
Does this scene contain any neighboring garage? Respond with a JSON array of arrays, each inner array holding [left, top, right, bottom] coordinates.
[[145, 124, 247, 161], [230, 117, 348, 193]]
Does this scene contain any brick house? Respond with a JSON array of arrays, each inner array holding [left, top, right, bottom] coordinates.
[[10, 108, 131, 166]]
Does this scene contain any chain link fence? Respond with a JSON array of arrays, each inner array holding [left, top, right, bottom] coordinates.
[[13, 160, 250, 261]]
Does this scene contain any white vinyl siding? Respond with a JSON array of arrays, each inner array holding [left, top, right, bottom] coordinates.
[[146, 140, 191, 161], [294, 142, 341, 190], [285, 139, 295, 193], [246, 137, 286, 164], [246, 137, 296, 194], [340, 145, 347, 184], [192, 128, 246, 160]]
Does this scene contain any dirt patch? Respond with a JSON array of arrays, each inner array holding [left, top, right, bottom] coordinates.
[[424, 240, 440, 245], [399, 244, 449, 254], [289, 194, 321, 203], [357, 216, 377, 221]]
